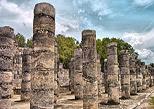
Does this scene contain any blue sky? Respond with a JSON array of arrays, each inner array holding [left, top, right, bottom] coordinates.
[[0, 0, 154, 64]]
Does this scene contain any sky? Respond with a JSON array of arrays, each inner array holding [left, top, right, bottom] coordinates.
[[0, 0, 154, 64]]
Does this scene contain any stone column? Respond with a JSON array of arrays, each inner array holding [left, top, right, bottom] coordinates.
[[73, 48, 83, 99], [69, 58, 75, 93], [119, 50, 130, 99], [146, 65, 150, 88], [0, 26, 14, 109], [149, 66, 153, 87], [152, 68, 154, 86], [82, 30, 98, 109], [12, 47, 23, 94], [31, 2, 55, 108], [104, 59, 108, 93], [136, 59, 143, 92], [97, 54, 103, 96], [54, 42, 58, 103], [21, 48, 32, 101], [141, 62, 146, 90], [129, 56, 137, 95], [106, 42, 119, 104]]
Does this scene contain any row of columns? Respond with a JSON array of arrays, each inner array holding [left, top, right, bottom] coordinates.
[[1, 2, 154, 109]]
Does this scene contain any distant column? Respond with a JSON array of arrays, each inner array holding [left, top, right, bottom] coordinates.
[[54, 42, 58, 103], [141, 62, 146, 90], [0, 26, 14, 109], [31, 2, 55, 108], [149, 66, 153, 87], [119, 50, 130, 99], [104, 59, 108, 93], [106, 42, 119, 104], [146, 65, 150, 88], [129, 56, 137, 95], [82, 30, 98, 109], [73, 48, 83, 99], [97, 54, 103, 96], [69, 58, 75, 93], [136, 59, 143, 92], [21, 48, 32, 101]]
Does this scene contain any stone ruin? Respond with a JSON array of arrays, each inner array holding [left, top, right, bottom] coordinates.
[[21, 48, 32, 101], [12, 45, 23, 94], [106, 42, 119, 104], [0, 26, 14, 109], [82, 30, 98, 108], [119, 50, 130, 99], [0, 2, 154, 109], [58, 63, 70, 93], [31, 2, 55, 108]]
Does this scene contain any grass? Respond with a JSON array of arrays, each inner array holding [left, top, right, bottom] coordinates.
[[152, 97, 154, 105]]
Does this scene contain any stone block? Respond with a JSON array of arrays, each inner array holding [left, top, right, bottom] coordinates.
[[31, 69, 54, 90]]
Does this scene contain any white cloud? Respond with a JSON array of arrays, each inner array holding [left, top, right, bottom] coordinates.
[[0, 0, 80, 40], [0, 0, 33, 39], [122, 28, 154, 64], [133, 0, 154, 6], [55, 16, 80, 35], [136, 49, 154, 60]]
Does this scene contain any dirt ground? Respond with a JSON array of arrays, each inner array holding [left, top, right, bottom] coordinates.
[[11, 86, 154, 109]]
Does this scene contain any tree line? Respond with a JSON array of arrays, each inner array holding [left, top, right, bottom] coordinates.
[[15, 33, 154, 72]]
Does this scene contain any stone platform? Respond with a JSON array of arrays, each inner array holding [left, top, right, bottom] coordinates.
[[11, 86, 154, 109]]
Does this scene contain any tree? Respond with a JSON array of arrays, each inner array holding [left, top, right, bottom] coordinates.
[[55, 34, 80, 69], [150, 63, 154, 67], [14, 33, 26, 47], [96, 37, 138, 72], [26, 38, 33, 48]]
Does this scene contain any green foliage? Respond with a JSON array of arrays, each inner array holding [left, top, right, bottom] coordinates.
[[150, 63, 154, 67], [55, 34, 81, 69], [14, 33, 33, 48], [96, 37, 138, 72], [14, 33, 26, 47], [152, 97, 154, 105], [26, 38, 33, 48]]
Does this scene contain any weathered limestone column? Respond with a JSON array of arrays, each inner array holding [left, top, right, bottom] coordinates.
[[129, 56, 137, 95], [141, 62, 146, 90], [31, 2, 55, 108], [12, 47, 23, 94], [21, 48, 32, 101], [97, 54, 103, 96], [146, 65, 150, 88], [54, 42, 58, 103], [152, 68, 154, 86], [82, 30, 98, 109], [136, 59, 143, 92], [0, 26, 14, 109], [69, 58, 75, 93], [73, 48, 83, 99], [104, 59, 108, 93], [106, 42, 119, 104], [119, 50, 130, 99], [151, 67, 154, 85], [149, 66, 153, 87]]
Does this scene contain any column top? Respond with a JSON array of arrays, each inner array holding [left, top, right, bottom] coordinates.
[[0, 26, 14, 39], [74, 48, 82, 57], [120, 50, 128, 55], [23, 48, 32, 55], [34, 2, 55, 18], [106, 42, 117, 48], [82, 29, 96, 36]]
